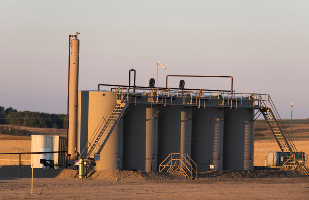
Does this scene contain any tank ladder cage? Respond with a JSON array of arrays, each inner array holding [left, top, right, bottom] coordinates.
[[159, 153, 198, 179], [80, 90, 129, 159]]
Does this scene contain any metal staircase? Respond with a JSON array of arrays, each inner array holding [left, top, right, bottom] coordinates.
[[159, 153, 198, 179], [80, 93, 128, 159], [259, 96, 303, 168]]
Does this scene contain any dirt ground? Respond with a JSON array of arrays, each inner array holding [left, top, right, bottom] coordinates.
[[0, 177, 309, 199], [0, 167, 308, 199], [1, 139, 309, 199]]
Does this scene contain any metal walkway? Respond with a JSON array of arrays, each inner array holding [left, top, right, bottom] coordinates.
[[159, 153, 197, 179]]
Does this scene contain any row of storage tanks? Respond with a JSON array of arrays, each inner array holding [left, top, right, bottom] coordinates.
[[77, 90, 254, 172]]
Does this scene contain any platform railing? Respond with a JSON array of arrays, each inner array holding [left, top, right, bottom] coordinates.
[[159, 153, 197, 179], [105, 86, 270, 109]]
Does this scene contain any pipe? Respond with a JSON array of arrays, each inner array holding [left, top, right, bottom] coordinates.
[[129, 69, 136, 93], [68, 33, 79, 168], [66, 35, 71, 168], [0, 151, 66, 155], [165, 75, 234, 93], [98, 83, 231, 93], [66, 33, 78, 168]]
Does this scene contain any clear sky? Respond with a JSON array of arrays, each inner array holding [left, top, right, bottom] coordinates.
[[0, 0, 308, 119]]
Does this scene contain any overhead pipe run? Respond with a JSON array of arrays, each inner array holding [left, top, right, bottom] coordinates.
[[98, 84, 231, 93], [166, 75, 234, 94]]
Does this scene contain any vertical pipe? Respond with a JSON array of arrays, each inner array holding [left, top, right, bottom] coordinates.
[[291, 107, 292, 140], [180, 107, 192, 155], [68, 37, 79, 167], [180, 107, 192, 169], [66, 37, 70, 168], [146, 106, 158, 171], [244, 120, 254, 170]]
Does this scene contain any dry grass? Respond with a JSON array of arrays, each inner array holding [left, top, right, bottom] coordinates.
[[254, 139, 309, 166], [0, 140, 31, 165], [254, 123, 309, 139], [0, 124, 66, 140], [1, 138, 309, 167]]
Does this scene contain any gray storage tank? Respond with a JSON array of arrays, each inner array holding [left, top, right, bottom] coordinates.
[[192, 107, 224, 171], [157, 105, 192, 168], [223, 107, 254, 170], [123, 104, 147, 171]]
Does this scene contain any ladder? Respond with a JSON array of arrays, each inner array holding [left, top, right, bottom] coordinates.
[[80, 94, 128, 159], [259, 96, 299, 167]]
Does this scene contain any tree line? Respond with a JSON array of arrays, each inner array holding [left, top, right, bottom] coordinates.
[[0, 106, 67, 129]]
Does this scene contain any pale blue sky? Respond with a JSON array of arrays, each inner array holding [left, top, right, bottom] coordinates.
[[1, 0, 308, 118]]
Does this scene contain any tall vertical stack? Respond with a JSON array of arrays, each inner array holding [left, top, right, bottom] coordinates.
[[68, 34, 79, 167]]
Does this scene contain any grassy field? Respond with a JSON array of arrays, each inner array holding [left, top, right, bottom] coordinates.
[[254, 119, 309, 140]]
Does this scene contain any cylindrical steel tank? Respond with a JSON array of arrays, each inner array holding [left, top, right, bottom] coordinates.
[[123, 105, 146, 171], [145, 105, 158, 171], [157, 106, 192, 168], [68, 37, 79, 167], [191, 107, 224, 171], [87, 91, 123, 170], [223, 108, 254, 170]]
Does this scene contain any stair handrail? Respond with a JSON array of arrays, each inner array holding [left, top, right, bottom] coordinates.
[[87, 91, 129, 157], [80, 94, 118, 158], [185, 153, 198, 175], [159, 153, 198, 179], [260, 96, 294, 153], [268, 96, 297, 152], [159, 153, 171, 172], [178, 158, 191, 178], [88, 102, 128, 158], [181, 153, 198, 179], [81, 89, 129, 158], [268, 109, 294, 153], [259, 95, 300, 167]]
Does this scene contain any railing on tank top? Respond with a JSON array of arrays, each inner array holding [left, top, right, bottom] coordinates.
[[108, 86, 270, 109]]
